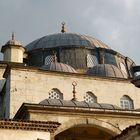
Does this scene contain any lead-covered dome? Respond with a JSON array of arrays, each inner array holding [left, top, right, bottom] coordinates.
[[87, 64, 127, 78], [26, 33, 110, 52], [25, 32, 135, 78], [41, 62, 77, 73]]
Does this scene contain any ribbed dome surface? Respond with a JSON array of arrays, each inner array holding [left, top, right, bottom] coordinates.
[[26, 33, 110, 52], [41, 62, 77, 73], [87, 64, 127, 78], [39, 99, 121, 110]]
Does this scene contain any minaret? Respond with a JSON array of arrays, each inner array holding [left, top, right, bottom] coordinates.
[[1, 32, 25, 63]]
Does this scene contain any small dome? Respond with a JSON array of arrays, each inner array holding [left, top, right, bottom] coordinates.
[[87, 64, 127, 78], [5, 33, 22, 46], [41, 62, 77, 73], [6, 40, 22, 46]]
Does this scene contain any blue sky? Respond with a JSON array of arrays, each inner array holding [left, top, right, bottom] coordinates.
[[0, 0, 140, 64]]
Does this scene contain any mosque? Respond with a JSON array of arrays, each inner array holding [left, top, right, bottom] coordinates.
[[0, 23, 140, 140]]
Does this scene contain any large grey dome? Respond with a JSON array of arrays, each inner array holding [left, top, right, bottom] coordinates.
[[25, 32, 135, 78], [41, 62, 77, 73], [87, 64, 127, 78], [26, 33, 110, 52]]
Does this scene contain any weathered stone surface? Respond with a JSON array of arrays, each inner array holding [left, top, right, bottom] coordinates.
[[0, 129, 50, 140], [2, 67, 140, 118]]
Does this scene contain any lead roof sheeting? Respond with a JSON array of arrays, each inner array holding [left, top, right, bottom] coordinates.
[[40, 62, 77, 73], [39, 99, 121, 110], [39, 99, 50, 105], [100, 103, 114, 109], [61, 100, 76, 107], [47, 99, 62, 106], [87, 64, 127, 78], [72, 101, 89, 108], [106, 65, 114, 77], [25, 33, 110, 52], [87, 102, 102, 108], [112, 105, 121, 109]]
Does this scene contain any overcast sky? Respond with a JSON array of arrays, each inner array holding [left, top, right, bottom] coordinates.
[[0, 0, 140, 64]]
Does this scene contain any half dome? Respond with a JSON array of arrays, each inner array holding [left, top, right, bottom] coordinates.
[[26, 33, 110, 52], [41, 62, 77, 73], [87, 64, 127, 78]]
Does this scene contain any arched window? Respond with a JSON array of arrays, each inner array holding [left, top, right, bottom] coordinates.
[[84, 92, 97, 103], [86, 54, 98, 68], [45, 55, 53, 65], [120, 95, 134, 109], [48, 88, 63, 100]]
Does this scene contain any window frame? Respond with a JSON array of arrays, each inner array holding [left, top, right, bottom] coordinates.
[[84, 91, 97, 103], [86, 54, 98, 68], [48, 88, 63, 100], [45, 55, 54, 65], [120, 95, 134, 110]]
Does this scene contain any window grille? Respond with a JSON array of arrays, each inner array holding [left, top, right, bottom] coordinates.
[[48, 89, 63, 100], [87, 54, 98, 68], [84, 92, 97, 103], [45, 55, 53, 65]]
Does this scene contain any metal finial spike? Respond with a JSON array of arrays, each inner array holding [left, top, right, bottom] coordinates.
[[52, 51, 57, 62], [12, 32, 15, 40], [72, 81, 77, 101], [61, 22, 66, 33]]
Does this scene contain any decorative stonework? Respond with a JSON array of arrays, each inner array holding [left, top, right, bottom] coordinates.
[[0, 119, 60, 133]]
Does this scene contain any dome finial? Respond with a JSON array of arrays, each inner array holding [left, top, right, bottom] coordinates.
[[71, 81, 77, 101], [12, 32, 15, 40], [61, 22, 66, 33], [52, 51, 57, 62], [4, 32, 22, 46]]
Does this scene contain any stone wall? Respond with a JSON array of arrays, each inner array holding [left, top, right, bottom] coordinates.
[[27, 108, 140, 136], [0, 65, 6, 117], [0, 129, 50, 140], [4, 67, 140, 118]]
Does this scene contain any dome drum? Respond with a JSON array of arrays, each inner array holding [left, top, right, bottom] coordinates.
[[27, 47, 95, 69], [28, 50, 44, 66], [27, 46, 133, 76]]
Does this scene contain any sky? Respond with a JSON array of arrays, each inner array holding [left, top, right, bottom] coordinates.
[[0, 0, 140, 64]]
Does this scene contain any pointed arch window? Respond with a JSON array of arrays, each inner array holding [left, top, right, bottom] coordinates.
[[48, 88, 63, 100], [84, 92, 97, 103], [120, 95, 134, 109]]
